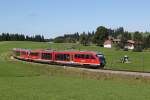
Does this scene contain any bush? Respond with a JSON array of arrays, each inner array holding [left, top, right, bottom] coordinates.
[[123, 48, 128, 51], [133, 45, 143, 52]]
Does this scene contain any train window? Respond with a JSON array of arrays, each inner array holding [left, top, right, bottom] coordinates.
[[86, 55, 95, 59], [77, 54, 81, 58], [30, 52, 39, 56], [55, 54, 70, 61], [75, 54, 88, 59], [15, 51, 20, 56], [75, 54, 81, 58], [42, 53, 52, 60], [75, 54, 78, 58], [90, 55, 95, 59], [55, 54, 64, 61], [75, 54, 77, 58], [21, 51, 26, 55], [85, 55, 90, 59], [75, 54, 95, 59], [64, 54, 70, 61], [81, 54, 85, 59]]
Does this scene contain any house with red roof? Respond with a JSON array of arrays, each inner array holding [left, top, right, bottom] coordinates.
[[104, 40, 112, 48]]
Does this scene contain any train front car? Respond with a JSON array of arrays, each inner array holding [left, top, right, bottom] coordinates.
[[96, 53, 106, 68], [72, 51, 106, 69]]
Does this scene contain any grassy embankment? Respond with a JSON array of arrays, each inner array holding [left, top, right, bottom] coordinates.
[[0, 41, 150, 100]]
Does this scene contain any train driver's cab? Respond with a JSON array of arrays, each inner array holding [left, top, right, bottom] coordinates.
[[96, 53, 106, 67]]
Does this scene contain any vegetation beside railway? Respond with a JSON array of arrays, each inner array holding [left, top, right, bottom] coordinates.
[[1, 41, 150, 73], [0, 41, 150, 100]]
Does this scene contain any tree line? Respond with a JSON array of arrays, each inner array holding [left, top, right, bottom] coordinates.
[[0, 33, 45, 42], [1, 26, 150, 50], [53, 26, 150, 50]]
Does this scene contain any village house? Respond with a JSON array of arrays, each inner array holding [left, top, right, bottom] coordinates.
[[112, 39, 121, 44], [103, 39, 141, 50], [125, 40, 135, 50], [104, 40, 112, 48]]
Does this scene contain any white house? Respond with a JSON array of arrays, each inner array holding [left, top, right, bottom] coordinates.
[[127, 40, 135, 50], [104, 40, 112, 48]]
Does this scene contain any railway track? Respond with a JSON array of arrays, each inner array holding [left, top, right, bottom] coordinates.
[[84, 68, 150, 78], [13, 56, 150, 79]]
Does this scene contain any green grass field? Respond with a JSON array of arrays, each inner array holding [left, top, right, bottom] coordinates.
[[0, 41, 150, 100]]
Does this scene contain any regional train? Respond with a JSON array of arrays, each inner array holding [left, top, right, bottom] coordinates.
[[13, 48, 106, 68]]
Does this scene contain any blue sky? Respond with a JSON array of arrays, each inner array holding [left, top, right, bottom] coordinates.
[[0, 0, 150, 38]]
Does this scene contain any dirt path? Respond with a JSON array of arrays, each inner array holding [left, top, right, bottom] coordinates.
[[75, 67, 150, 78], [13, 56, 150, 79]]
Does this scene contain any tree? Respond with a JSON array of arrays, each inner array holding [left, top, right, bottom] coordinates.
[[114, 27, 124, 38], [133, 31, 143, 42], [0, 33, 45, 42], [53, 32, 80, 43], [79, 32, 89, 46], [74, 32, 80, 42], [108, 28, 115, 37], [53, 36, 64, 43], [133, 31, 143, 52], [143, 34, 150, 49], [119, 32, 131, 49], [93, 26, 109, 46]]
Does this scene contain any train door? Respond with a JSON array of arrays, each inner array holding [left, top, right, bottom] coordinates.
[[20, 50, 28, 59], [70, 53, 74, 62], [29, 51, 40, 60]]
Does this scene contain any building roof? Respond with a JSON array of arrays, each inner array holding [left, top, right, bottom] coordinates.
[[104, 40, 112, 45], [127, 40, 135, 44], [113, 39, 121, 42]]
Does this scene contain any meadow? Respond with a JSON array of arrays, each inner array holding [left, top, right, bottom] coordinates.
[[5, 41, 149, 71], [0, 41, 150, 100]]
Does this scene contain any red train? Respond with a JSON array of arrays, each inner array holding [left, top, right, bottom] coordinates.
[[13, 48, 106, 68]]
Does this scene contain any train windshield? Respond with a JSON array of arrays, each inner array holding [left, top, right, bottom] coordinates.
[[96, 54, 106, 65], [96, 54, 105, 58]]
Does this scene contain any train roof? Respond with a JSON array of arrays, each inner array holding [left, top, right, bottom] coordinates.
[[13, 48, 52, 52], [13, 48, 103, 54], [13, 48, 29, 51]]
